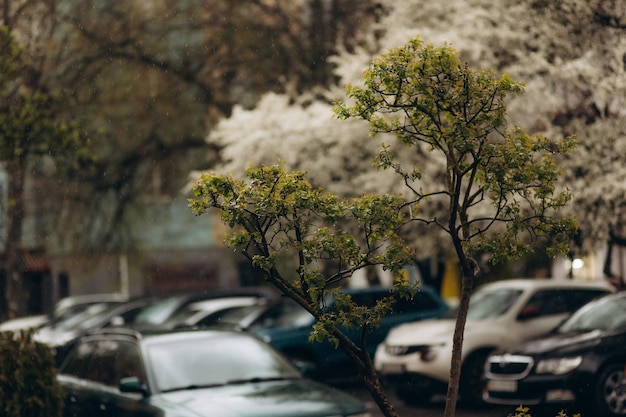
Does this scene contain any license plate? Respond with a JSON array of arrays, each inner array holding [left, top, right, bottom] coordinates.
[[381, 364, 405, 374], [487, 379, 518, 392]]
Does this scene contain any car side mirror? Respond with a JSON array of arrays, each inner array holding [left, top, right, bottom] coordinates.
[[119, 377, 148, 397]]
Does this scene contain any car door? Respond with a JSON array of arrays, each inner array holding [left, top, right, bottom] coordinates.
[[59, 338, 158, 417], [104, 339, 159, 417], [59, 339, 116, 417]]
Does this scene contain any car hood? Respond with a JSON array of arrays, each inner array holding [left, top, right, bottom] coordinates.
[[508, 330, 603, 356], [385, 319, 456, 345], [157, 378, 367, 417]]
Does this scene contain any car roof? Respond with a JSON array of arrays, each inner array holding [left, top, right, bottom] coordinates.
[[185, 296, 265, 310], [477, 278, 615, 292], [83, 326, 251, 347], [55, 293, 129, 309]]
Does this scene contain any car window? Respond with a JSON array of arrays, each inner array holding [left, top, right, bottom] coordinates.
[[113, 341, 147, 386], [61, 340, 97, 379], [523, 289, 610, 318], [563, 289, 610, 311], [466, 288, 523, 320], [251, 300, 314, 329], [133, 296, 182, 326], [393, 291, 442, 314], [206, 304, 267, 327], [62, 339, 146, 387]]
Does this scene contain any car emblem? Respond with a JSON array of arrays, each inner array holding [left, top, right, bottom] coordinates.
[[498, 354, 514, 367]]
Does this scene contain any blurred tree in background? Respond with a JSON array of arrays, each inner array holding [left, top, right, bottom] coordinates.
[[0, 0, 380, 254], [0, 25, 88, 317]]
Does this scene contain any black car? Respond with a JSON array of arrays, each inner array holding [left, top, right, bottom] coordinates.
[[57, 327, 370, 417], [483, 291, 626, 416]]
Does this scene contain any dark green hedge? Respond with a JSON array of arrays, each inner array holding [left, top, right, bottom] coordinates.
[[0, 330, 63, 417]]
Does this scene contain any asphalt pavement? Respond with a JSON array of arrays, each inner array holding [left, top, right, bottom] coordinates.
[[332, 380, 533, 417]]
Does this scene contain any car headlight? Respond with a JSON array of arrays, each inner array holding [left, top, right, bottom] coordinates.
[[385, 343, 444, 359], [535, 356, 582, 375]]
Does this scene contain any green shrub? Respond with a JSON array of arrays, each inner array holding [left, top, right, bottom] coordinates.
[[0, 330, 63, 417]]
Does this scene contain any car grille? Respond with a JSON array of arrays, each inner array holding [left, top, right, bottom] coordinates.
[[385, 345, 409, 356], [485, 354, 534, 379]]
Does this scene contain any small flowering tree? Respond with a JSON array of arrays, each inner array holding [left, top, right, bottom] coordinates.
[[334, 37, 577, 417], [190, 164, 417, 417]]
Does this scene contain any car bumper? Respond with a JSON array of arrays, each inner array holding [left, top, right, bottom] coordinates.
[[483, 373, 586, 406], [374, 344, 451, 384]]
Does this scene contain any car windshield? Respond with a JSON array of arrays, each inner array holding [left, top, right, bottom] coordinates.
[[48, 303, 115, 331], [158, 297, 258, 328], [49, 301, 119, 325], [208, 305, 266, 327], [132, 296, 182, 326], [250, 300, 314, 329], [465, 287, 523, 320], [148, 333, 302, 392], [558, 295, 626, 333]]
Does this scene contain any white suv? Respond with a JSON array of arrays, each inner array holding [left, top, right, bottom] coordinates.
[[374, 278, 614, 405]]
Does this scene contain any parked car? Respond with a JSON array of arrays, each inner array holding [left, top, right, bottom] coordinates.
[[156, 296, 269, 329], [197, 299, 274, 329], [36, 287, 278, 364], [57, 327, 371, 417], [35, 296, 160, 364], [129, 287, 277, 331], [374, 278, 614, 405], [483, 291, 626, 417], [249, 285, 450, 378], [0, 293, 128, 333]]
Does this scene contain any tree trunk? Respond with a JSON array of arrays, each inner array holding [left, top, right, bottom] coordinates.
[[361, 368, 400, 417], [4, 158, 26, 319], [443, 273, 474, 417], [331, 326, 401, 417]]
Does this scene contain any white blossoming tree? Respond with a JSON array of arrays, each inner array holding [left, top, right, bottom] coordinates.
[[201, 0, 626, 258]]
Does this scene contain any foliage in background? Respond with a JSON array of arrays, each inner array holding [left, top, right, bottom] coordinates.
[[1, 0, 382, 254], [0, 26, 90, 317], [0, 330, 63, 417]]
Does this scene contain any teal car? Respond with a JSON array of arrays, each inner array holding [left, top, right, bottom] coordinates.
[[57, 327, 370, 417], [249, 285, 449, 378]]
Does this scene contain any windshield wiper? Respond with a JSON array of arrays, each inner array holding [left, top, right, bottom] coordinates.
[[161, 377, 297, 393], [161, 383, 225, 393], [225, 376, 296, 385]]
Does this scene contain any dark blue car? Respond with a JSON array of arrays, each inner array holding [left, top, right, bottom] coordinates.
[[249, 285, 449, 379]]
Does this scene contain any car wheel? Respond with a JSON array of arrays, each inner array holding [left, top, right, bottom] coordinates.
[[460, 350, 491, 406], [593, 363, 626, 417]]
